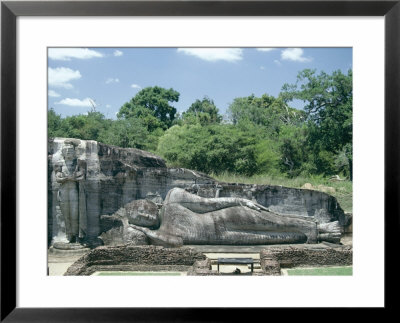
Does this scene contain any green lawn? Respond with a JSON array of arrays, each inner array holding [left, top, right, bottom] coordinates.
[[285, 266, 352, 276], [94, 271, 184, 276]]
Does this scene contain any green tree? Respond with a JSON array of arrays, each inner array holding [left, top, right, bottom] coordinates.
[[62, 111, 111, 141], [157, 124, 258, 176], [117, 86, 180, 130], [48, 108, 66, 138], [282, 69, 353, 178], [228, 94, 305, 135], [254, 138, 281, 175], [97, 118, 150, 150], [48, 109, 111, 142], [182, 97, 222, 125], [277, 125, 310, 177]]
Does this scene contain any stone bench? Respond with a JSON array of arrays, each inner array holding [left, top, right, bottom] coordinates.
[[217, 258, 254, 273]]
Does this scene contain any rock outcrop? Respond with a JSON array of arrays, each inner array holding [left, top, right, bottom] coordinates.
[[48, 138, 214, 247], [187, 183, 348, 225], [48, 138, 349, 248]]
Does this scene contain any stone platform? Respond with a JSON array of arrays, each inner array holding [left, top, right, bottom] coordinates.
[[48, 245, 91, 258], [187, 241, 348, 254], [48, 236, 352, 276]]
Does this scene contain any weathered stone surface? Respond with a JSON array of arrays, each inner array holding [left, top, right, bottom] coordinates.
[[130, 188, 345, 246], [301, 183, 336, 194], [193, 258, 212, 270], [52, 242, 88, 250], [126, 200, 160, 228], [317, 221, 342, 244], [99, 211, 149, 246], [187, 259, 219, 276], [187, 269, 220, 276], [343, 213, 353, 234], [188, 183, 346, 225], [48, 245, 90, 258], [48, 138, 214, 247], [260, 257, 281, 275], [64, 245, 206, 276], [49, 138, 349, 249], [98, 226, 149, 246], [98, 227, 125, 246]]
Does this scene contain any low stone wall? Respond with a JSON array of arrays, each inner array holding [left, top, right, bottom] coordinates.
[[260, 257, 281, 276], [260, 245, 352, 275], [64, 245, 206, 276], [187, 259, 221, 276]]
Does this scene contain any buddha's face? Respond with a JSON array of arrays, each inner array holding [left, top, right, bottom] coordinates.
[[126, 200, 160, 229], [129, 212, 159, 228], [62, 144, 76, 161]]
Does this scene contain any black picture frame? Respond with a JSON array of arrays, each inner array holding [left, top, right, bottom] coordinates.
[[1, 0, 398, 321]]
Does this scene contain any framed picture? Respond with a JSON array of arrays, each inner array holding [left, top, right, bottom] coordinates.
[[1, 0, 398, 320]]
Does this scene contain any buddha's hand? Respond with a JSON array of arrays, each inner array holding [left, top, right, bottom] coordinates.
[[243, 200, 261, 211], [129, 224, 148, 234]]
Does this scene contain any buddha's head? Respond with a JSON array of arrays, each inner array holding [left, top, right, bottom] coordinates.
[[61, 143, 76, 161], [126, 199, 160, 229], [61, 139, 81, 161]]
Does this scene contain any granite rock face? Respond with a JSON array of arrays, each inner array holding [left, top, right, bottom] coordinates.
[[48, 138, 349, 248], [48, 138, 214, 247], [187, 184, 347, 225]]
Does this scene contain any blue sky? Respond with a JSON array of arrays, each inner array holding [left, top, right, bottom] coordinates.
[[48, 47, 352, 119]]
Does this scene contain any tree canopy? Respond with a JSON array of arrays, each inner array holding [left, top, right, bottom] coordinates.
[[228, 94, 305, 135], [182, 96, 222, 125], [48, 69, 353, 180], [117, 86, 180, 130], [281, 69, 352, 178], [157, 124, 258, 176]]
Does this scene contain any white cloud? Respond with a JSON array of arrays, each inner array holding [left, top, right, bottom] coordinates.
[[260, 66, 265, 70], [55, 97, 96, 108], [106, 78, 120, 84], [131, 84, 142, 90], [48, 67, 81, 89], [106, 104, 112, 108], [114, 50, 123, 57], [48, 90, 61, 97], [274, 60, 282, 66], [281, 48, 311, 62], [256, 48, 277, 52], [177, 48, 243, 62], [48, 48, 104, 61]]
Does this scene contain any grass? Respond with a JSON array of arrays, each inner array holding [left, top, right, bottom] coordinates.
[[210, 173, 352, 213], [285, 266, 352, 276], [94, 271, 183, 276]]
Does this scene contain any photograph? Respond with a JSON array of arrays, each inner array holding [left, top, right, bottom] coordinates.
[[47, 47, 353, 277], [2, 0, 397, 318]]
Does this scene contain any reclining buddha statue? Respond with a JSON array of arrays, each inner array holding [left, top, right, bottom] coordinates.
[[128, 188, 341, 247]]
